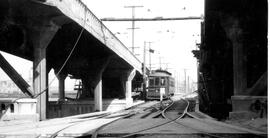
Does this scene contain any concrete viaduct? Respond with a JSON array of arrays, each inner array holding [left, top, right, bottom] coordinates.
[[0, 0, 143, 120], [195, 0, 267, 120]]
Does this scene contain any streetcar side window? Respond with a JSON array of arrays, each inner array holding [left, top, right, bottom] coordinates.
[[155, 77, 160, 86], [149, 78, 154, 86], [160, 77, 166, 86]]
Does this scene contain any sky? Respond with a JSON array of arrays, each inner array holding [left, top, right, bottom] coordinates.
[[0, 0, 204, 91], [82, 0, 204, 82]]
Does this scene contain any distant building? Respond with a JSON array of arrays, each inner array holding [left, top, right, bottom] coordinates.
[[0, 79, 33, 98], [0, 80, 21, 94]]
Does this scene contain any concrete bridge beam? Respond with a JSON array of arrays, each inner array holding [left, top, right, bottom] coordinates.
[[43, 0, 142, 73], [31, 24, 59, 120]]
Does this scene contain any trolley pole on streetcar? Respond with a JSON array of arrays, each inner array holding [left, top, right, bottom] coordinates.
[[142, 41, 147, 100]]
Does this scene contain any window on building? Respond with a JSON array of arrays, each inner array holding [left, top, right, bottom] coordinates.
[[155, 77, 160, 86]]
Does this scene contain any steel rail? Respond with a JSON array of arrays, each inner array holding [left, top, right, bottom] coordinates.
[[163, 93, 265, 138], [49, 104, 142, 138], [49, 93, 264, 138], [85, 101, 165, 138], [178, 94, 266, 138], [90, 112, 137, 138], [120, 97, 178, 138], [49, 113, 112, 138], [168, 97, 223, 138]]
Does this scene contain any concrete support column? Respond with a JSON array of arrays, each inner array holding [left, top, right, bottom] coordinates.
[[93, 57, 111, 111], [230, 20, 247, 95], [31, 24, 58, 120], [33, 47, 47, 121], [94, 74, 102, 111], [226, 17, 267, 119], [124, 69, 136, 107], [125, 81, 132, 102], [56, 72, 67, 101], [232, 39, 247, 95]]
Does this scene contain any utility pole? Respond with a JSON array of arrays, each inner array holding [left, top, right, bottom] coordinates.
[[146, 41, 153, 71], [187, 76, 190, 93], [143, 41, 147, 76], [165, 63, 169, 70], [174, 70, 178, 93], [124, 6, 143, 53], [184, 69, 187, 94], [143, 41, 147, 100], [159, 56, 163, 70], [149, 48, 151, 71]]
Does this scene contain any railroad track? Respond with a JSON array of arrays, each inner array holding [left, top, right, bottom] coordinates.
[[89, 99, 173, 138], [48, 101, 164, 138], [161, 96, 266, 138], [162, 97, 223, 138], [49, 95, 266, 138], [94, 95, 265, 138], [118, 96, 222, 138]]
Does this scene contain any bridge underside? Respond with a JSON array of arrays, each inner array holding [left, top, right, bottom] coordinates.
[[198, 0, 267, 120], [0, 0, 143, 120]]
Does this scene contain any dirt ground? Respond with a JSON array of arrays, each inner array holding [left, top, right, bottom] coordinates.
[[225, 118, 267, 133]]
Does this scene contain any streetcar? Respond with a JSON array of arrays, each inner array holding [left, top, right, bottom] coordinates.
[[146, 69, 175, 99]]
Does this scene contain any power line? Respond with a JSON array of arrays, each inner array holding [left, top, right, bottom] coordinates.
[[101, 16, 203, 21], [101, 15, 203, 57]]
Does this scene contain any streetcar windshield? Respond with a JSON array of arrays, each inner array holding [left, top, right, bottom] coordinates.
[[160, 77, 166, 86], [149, 76, 167, 87]]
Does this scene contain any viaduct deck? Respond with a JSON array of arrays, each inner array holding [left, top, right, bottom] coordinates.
[[0, 0, 143, 120]]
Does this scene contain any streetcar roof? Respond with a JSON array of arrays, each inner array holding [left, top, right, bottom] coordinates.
[[149, 69, 172, 77]]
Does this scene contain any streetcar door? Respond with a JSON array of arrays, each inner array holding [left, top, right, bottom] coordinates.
[[160, 77, 166, 95]]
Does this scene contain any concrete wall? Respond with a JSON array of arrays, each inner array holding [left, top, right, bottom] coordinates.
[[48, 99, 130, 118], [0, 99, 39, 121]]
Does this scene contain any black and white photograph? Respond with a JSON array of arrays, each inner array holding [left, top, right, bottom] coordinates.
[[0, 0, 267, 137]]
